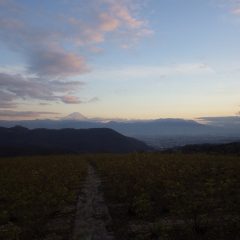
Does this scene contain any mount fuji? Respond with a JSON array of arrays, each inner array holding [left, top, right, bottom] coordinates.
[[62, 112, 88, 121]]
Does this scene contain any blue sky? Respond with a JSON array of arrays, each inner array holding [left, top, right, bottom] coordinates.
[[0, 0, 240, 120]]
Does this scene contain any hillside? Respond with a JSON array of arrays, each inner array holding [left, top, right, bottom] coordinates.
[[0, 126, 151, 156]]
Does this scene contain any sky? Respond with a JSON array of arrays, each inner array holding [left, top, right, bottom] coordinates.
[[0, 0, 240, 120]]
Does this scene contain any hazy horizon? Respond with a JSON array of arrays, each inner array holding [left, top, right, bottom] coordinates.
[[0, 110, 238, 125]]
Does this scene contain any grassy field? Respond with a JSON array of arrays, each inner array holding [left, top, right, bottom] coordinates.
[[95, 153, 240, 240], [0, 155, 87, 240], [0, 153, 239, 240]]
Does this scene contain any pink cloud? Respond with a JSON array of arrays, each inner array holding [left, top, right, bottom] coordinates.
[[0, 0, 152, 108], [0, 110, 59, 120], [221, 0, 240, 16], [106, 0, 143, 28], [232, 7, 240, 14], [99, 13, 120, 32], [61, 95, 82, 104], [66, 0, 152, 46], [30, 50, 90, 77], [89, 46, 104, 53]]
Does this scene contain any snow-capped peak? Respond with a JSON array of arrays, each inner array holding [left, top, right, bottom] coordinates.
[[62, 112, 87, 121]]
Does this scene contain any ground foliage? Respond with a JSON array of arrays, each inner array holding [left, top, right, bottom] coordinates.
[[0, 155, 87, 240], [95, 153, 240, 240], [1, 153, 239, 240]]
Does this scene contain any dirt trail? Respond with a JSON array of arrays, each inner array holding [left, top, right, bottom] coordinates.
[[72, 164, 115, 240]]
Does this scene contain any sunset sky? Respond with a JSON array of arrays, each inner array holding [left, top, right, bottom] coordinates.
[[0, 0, 240, 120]]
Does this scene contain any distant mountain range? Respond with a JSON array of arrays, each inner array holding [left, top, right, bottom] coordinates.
[[0, 116, 240, 137], [0, 126, 151, 156], [1, 125, 240, 157]]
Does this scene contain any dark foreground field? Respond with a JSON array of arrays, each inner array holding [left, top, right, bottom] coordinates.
[[0, 153, 239, 240]]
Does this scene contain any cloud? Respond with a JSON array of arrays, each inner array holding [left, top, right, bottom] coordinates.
[[153, 63, 213, 77], [0, 0, 151, 77], [104, 0, 143, 29], [60, 96, 100, 104], [96, 63, 215, 79], [232, 7, 240, 14], [60, 95, 82, 104], [0, 110, 59, 120], [87, 97, 100, 103], [218, 0, 240, 15], [29, 50, 90, 77], [0, 72, 84, 107], [0, 18, 90, 78], [39, 102, 51, 106], [0, 0, 22, 14], [0, 90, 17, 108], [198, 116, 240, 127], [0, 0, 151, 109], [98, 13, 120, 32]]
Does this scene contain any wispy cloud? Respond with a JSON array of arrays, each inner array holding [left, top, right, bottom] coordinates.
[[0, 72, 84, 107], [29, 51, 90, 78], [0, 0, 151, 108], [226, 0, 240, 15], [60, 96, 100, 104], [95, 63, 215, 80], [0, 0, 151, 74], [87, 97, 100, 103], [60, 95, 82, 104], [198, 116, 240, 127], [66, 0, 152, 46], [0, 90, 17, 108], [217, 0, 240, 15], [0, 110, 59, 120]]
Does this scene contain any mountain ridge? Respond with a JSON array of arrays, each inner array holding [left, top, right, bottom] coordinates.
[[0, 117, 240, 138], [0, 126, 151, 156]]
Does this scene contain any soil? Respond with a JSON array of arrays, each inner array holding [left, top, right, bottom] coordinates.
[[72, 164, 115, 240]]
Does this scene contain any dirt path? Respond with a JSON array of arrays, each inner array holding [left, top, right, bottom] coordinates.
[[72, 164, 115, 240]]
